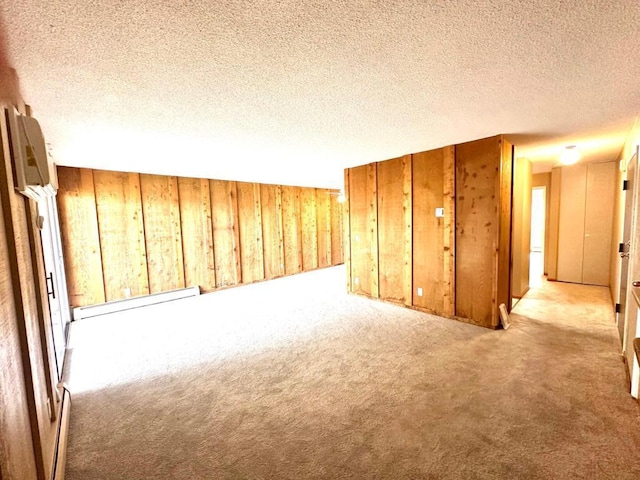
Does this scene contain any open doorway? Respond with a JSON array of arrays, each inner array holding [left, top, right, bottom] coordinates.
[[530, 186, 546, 288]]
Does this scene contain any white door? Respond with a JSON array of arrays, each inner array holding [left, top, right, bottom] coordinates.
[[582, 162, 616, 285], [557, 165, 587, 283], [38, 195, 70, 380], [557, 162, 616, 286]]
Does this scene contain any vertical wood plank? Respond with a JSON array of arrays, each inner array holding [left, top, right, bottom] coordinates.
[[330, 191, 343, 265], [260, 184, 284, 279], [0, 104, 54, 480], [511, 156, 532, 299], [455, 136, 502, 327], [56, 167, 105, 306], [177, 177, 216, 292], [443, 146, 456, 316], [0, 177, 39, 479], [369, 163, 379, 298], [210, 180, 241, 287], [237, 182, 265, 283], [402, 156, 412, 306], [496, 138, 513, 321], [412, 149, 446, 314], [281, 185, 303, 275], [315, 189, 332, 269], [348, 164, 378, 297], [348, 166, 367, 295], [343, 170, 352, 291], [300, 187, 318, 270], [296, 187, 304, 271], [140, 174, 185, 293], [276, 186, 285, 274], [94, 170, 149, 301], [377, 156, 410, 304]]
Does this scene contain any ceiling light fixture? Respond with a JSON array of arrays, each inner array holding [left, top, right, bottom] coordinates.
[[560, 145, 580, 166]]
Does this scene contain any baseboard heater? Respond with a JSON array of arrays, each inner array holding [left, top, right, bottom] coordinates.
[[72, 286, 200, 321]]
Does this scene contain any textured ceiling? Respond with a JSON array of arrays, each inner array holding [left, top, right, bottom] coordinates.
[[1, 1, 640, 188]]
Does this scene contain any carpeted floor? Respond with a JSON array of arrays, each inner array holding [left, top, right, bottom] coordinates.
[[64, 266, 640, 479]]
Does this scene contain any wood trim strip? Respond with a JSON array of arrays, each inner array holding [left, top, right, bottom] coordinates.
[[344, 169, 352, 292], [443, 146, 455, 316], [402, 155, 413, 306]]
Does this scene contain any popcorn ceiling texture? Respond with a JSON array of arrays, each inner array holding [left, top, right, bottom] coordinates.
[[1, 1, 640, 187]]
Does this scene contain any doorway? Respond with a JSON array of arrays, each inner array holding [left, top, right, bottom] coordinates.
[[530, 187, 546, 288], [38, 195, 71, 380]]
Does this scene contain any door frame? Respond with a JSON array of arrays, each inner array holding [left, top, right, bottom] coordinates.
[[621, 147, 640, 398], [38, 195, 71, 380]]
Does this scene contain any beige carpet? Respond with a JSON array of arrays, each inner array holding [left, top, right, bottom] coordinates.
[[64, 267, 640, 479]]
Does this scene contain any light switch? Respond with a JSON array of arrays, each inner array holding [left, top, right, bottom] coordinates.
[[417, 287, 423, 297], [435, 208, 445, 218]]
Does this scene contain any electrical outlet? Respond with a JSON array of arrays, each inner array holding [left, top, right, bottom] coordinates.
[[435, 208, 445, 218], [417, 287, 423, 297], [124, 287, 131, 298], [354, 234, 360, 242], [354, 277, 359, 285]]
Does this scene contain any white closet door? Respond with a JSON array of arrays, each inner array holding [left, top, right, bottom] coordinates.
[[557, 164, 587, 283], [582, 162, 615, 286]]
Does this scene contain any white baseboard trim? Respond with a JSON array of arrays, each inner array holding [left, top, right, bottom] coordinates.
[[72, 286, 200, 321], [52, 388, 71, 480]]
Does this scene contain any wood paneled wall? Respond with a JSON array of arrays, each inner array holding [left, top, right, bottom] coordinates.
[[57, 167, 344, 307], [511, 157, 532, 299], [344, 135, 513, 329], [377, 155, 412, 305], [1, 104, 62, 479], [412, 147, 455, 316], [455, 136, 513, 327]]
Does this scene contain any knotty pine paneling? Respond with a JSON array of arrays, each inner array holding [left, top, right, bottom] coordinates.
[[93, 170, 149, 301], [316, 189, 332, 269], [496, 139, 513, 316], [177, 177, 216, 292], [1, 105, 60, 479], [281, 185, 303, 275], [348, 164, 378, 298], [300, 187, 319, 271], [56, 167, 105, 306], [343, 170, 352, 291], [0, 162, 39, 480], [210, 179, 241, 288], [260, 184, 284, 280], [330, 193, 343, 266], [346, 136, 511, 328], [377, 155, 412, 305], [236, 182, 265, 284], [456, 136, 511, 328], [412, 147, 454, 316], [140, 174, 185, 293], [57, 167, 342, 307]]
